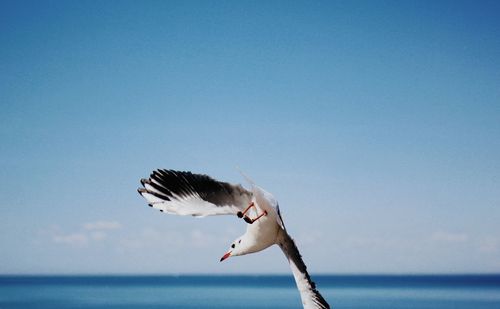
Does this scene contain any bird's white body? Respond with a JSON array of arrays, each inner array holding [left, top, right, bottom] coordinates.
[[237, 185, 282, 255]]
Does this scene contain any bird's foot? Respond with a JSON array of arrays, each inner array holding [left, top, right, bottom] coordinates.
[[237, 202, 255, 219], [243, 210, 268, 224]]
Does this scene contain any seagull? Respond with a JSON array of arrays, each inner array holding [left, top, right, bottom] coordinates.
[[137, 169, 330, 309]]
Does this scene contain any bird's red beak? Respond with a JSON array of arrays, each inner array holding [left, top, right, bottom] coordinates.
[[220, 251, 232, 262]]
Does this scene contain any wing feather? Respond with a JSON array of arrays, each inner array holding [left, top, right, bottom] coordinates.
[[278, 230, 330, 309], [138, 169, 253, 217]]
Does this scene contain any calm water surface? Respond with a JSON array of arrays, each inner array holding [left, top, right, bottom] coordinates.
[[1, 275, 499, 308]]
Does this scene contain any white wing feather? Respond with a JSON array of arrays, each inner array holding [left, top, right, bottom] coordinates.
[[138, 169, 253, 217], [278, 229, 330, 309]]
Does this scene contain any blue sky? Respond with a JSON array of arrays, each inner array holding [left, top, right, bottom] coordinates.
[[1, 0, 499, 274]]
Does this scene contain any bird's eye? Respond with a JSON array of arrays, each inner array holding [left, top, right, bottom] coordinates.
[[231, 244, 235, 248], [238, 240, 241, 243]]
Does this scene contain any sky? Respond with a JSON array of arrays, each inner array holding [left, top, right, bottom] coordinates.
[[1, 0, 499, 275]]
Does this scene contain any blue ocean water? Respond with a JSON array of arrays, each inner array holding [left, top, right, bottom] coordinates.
[[1, 275, 500, 308]]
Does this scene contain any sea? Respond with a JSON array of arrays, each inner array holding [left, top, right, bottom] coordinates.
[[1, 275, 500, 309]]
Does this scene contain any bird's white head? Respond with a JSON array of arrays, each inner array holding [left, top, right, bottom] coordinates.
[[219, 235, 249, 262]]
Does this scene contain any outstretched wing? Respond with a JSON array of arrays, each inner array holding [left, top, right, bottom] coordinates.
[[137, 169, 253, 217], [278, 230, 330, 309]]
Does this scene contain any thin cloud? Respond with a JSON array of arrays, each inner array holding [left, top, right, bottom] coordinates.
[[479, 237, 500, 253], [83, 221, 122, 231], [431, 231, 468, 243], [90, 231, 107, 241], [45, 221, 122, 247], [52, 233, 88, 247]]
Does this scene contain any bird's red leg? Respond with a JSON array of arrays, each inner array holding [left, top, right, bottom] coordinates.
[[237, 202, 255, 218], [243, 210, 268, 224]]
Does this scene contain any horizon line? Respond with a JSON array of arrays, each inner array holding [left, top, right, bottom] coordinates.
[[2, 273, 500, 277]]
